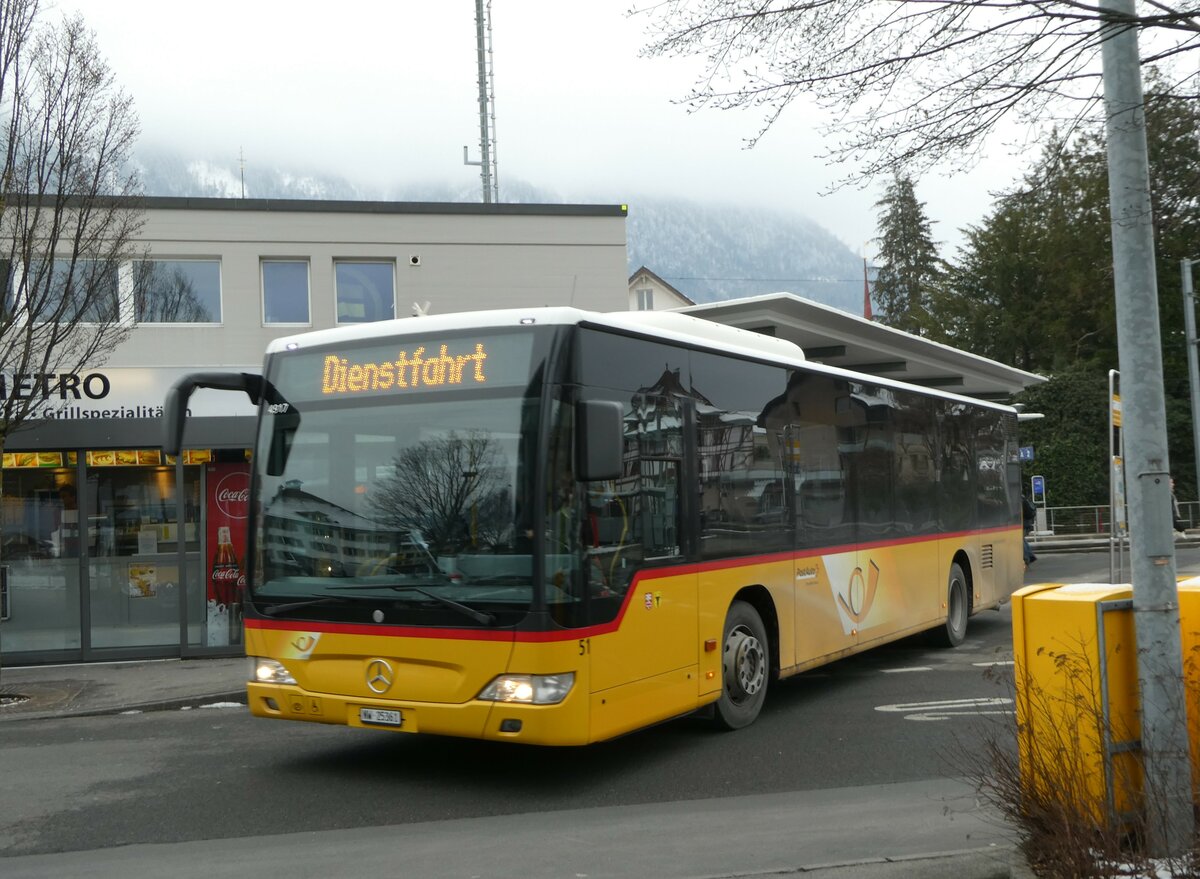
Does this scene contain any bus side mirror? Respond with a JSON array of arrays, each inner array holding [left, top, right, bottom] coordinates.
[[576, 400, 623, 482], [265, 409, 302, 476], [163, 372, 266, 455]]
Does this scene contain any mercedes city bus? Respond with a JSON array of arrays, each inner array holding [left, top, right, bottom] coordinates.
[[163, 307, 1023, 745]]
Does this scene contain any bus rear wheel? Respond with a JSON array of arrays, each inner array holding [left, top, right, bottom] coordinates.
[[714, 600, 769, 730], [933, 562, 969, 648]]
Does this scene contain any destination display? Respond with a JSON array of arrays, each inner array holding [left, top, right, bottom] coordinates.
[[273, 331, 539, 403], [320, 342, 489, 395]]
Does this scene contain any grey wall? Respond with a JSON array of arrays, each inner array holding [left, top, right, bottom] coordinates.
[[106, 199, 628, 370]]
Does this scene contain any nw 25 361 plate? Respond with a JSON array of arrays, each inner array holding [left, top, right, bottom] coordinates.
[[359, 708, 403, 726]]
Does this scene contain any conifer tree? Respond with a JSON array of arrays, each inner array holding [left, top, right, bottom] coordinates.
[[872, 175, 941, 336]]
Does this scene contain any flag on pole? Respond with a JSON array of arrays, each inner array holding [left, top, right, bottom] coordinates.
[[863, 258, 873, 320]]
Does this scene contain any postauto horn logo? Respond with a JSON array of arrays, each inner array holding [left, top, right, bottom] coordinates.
[[838, 560, 880, 625]]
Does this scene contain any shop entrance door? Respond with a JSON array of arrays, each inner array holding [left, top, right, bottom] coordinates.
[[86, 456, 201, 652]]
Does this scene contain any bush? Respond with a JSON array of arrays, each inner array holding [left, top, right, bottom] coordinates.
[[966, 645, 1198, 878]]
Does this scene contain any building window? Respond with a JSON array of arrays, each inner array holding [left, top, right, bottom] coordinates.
[[0, 258, 14, 318], [23, 258, 120, 323], [262, 260, 310, 325], [637, 287, 654, 310], [335, 260, 394, 323], [133, 259, 221, 323]]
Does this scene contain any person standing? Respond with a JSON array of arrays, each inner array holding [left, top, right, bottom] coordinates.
[[1171, 477, 1186, 536]]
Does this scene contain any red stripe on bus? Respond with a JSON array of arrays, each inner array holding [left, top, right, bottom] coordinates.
[[246, 524, 1020, 643]]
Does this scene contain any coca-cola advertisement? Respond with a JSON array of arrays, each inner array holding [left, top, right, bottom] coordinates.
[[205, 463, 250, 646]]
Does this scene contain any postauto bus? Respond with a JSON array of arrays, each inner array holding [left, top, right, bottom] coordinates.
[[164, 307, 1023, 745]]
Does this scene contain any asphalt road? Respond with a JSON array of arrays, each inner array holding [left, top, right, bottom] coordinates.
[[1, 546, 1197, 872]]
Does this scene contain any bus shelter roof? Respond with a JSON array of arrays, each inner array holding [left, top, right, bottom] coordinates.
[[676, 293, 1045, 402]]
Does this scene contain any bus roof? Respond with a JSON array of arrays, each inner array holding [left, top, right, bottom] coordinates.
[[265, 307, 1016, 415]]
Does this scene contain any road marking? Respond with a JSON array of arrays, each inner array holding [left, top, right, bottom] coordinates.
[[972, 660, 1014, 667], [881, 666, 932, 674], [875, 697, 1014, 721]]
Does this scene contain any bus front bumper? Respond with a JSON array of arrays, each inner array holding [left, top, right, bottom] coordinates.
[[245, 682, 591, 746]]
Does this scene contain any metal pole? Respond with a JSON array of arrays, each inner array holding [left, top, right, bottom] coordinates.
[[1109, 368, 1118, 584], [474, 0, 493, 204], [1183, 259, 1200, 503], [484, 0, 499, 203], [1099, 0, 1191, 855], [1113, 425, 1123, 581]]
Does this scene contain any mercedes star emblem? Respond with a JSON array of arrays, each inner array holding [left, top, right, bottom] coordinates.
[[365, 658, 394, 694]]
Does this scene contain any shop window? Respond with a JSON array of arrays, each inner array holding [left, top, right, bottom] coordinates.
[[262, 260, 310, 324], [133, 258, 221, 323], [0, 463, 81, 652], [335, 260, 395, 323], [1, 468, 78, 561]]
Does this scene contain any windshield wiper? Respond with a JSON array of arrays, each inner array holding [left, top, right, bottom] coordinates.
[[333, 583, 497, 626], [260, 595, 352, 617]]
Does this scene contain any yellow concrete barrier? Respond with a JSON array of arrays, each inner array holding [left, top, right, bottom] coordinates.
[[1011, 582, 1143, 827]]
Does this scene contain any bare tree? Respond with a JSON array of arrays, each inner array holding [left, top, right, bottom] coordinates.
[[635, 1, 1200, 183], [370, 431, 507, 554], [0, 0, 143, 451]]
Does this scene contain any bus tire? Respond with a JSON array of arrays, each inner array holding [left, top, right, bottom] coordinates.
[[714, 600, 769, 730], [933, 562, 969, 648]]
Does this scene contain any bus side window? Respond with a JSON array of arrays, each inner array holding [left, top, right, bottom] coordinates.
[[691, 355, 792, 560], [939, 402, 977, 532], [893, 391, 938, 536], [778, 372, 853, 551]]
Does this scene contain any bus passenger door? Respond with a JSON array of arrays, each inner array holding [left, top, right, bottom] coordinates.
[[790, 417, 860, 665], [587, 398, 696, 699]]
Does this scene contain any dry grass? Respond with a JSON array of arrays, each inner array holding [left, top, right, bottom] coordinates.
[[962, 647, 1199, 878]]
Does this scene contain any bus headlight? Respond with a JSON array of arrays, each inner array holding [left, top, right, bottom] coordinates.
[[477, 673, 575, 705], [250, 657, 297, 685]]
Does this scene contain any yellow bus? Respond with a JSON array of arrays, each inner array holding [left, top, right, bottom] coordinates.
[[164, 307, 1024, 745]]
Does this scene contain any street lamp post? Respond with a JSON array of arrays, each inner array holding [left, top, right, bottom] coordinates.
[[1099, 0, 1191, 855]]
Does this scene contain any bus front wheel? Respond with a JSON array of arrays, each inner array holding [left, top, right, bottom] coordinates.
[[933, 562, 969, 648], [714, 600, 769, 730]]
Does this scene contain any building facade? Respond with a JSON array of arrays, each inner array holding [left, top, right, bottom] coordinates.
[[1, 197, 628, 664], [628, 265, 695, 311]]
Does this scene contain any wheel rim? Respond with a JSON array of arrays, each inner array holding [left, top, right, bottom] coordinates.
[[724, 624, 766, 704], [949, 578, 966, 637]]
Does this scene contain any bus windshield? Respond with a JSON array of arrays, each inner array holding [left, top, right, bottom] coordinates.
[[249, 329, 548, 626]]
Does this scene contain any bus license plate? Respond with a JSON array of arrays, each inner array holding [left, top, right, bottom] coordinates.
[[360, 708, 403, 727]]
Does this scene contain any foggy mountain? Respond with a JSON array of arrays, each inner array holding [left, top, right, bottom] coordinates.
[[134, 149, 866, 313]]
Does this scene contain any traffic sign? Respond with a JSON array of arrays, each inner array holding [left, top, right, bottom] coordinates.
[[1019, 446, 1034, 462]]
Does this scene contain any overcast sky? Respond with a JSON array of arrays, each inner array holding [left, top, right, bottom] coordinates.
[[60, 0, 1028, 257]]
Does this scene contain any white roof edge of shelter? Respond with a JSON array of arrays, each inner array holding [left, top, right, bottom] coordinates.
[[676, 292, 1045, 387], [265, 305, 1016, 413]]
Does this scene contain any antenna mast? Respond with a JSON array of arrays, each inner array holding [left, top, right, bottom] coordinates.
[[464, 0, 499, 203]]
